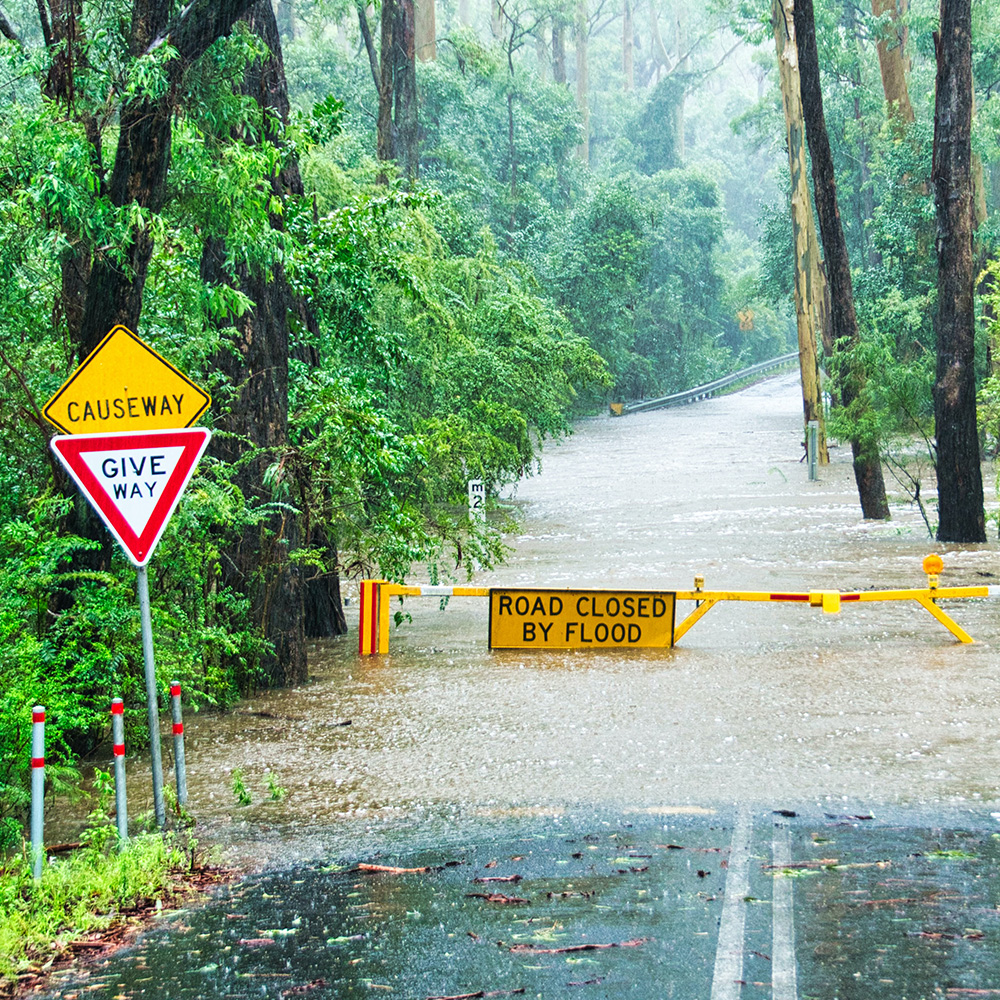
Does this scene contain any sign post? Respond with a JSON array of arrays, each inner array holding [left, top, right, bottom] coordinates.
[[45, 328, 211, 828]]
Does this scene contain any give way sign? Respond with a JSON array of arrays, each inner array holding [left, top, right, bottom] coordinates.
[[51, 428, 211, 567]]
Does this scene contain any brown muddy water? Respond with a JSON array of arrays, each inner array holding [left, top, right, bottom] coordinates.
[[80, 373, 1000, 867]]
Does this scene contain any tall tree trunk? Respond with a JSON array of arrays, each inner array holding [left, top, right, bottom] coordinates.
[[377, 0, 418, 182], [772, 0, 829, 465], [932, 0, 985, 541], [649, 3, 670, 82], [76, 0, 255, 358], [203, 0, 311, 686], [415, 0, 435, 61], [575, 0, 589, 163], [275, 0, 295, 39], [458, 0, 469, 27], [871, 0, 914, 125], [536, 30, 548, 83], [674, 4, 687, 160], [794, 0, 889, 519], [623, 0, 633, 91], [552, 19, 566, 83]]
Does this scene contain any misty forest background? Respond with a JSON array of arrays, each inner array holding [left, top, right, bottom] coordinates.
[[1, 0, 999, 843]]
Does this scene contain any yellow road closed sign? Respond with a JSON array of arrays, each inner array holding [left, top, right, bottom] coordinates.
[[43, 325, 211, 435], [489, 588, 675, 650]]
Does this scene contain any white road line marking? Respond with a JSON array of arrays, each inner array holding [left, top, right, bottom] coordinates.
[[771, 822, 799, 1000], [710, 804, 753, 1000]]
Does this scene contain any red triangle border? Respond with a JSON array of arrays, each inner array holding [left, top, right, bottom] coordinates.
[[51, 428, 211, 567]]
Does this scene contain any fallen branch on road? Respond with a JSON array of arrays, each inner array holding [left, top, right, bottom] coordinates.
[[506, 938, 650, 954], [425, 990, 525, 999], [466, 893, 529, 905]]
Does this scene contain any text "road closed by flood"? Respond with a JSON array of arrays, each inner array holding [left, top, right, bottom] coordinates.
[[488, 589, 675, 650]]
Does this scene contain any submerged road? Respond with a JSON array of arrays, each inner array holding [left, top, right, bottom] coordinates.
[[42, 373, 1000, 998]]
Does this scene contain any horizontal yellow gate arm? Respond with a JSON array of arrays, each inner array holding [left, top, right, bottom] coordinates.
[[672, 585, 997, 645], [357, 556, 998, 654]]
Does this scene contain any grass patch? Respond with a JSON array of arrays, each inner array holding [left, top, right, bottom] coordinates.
[[0, 832, 188, 986]]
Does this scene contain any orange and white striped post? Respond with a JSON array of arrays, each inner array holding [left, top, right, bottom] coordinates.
[[111, 699, 128, 843], [30, 706, 45, 878]]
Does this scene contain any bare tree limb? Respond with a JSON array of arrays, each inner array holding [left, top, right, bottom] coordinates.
[[151, 0, 256, 64], [34, 0, 52, 45], [0, 5, 19, 41], [356, 0, 381, 92]]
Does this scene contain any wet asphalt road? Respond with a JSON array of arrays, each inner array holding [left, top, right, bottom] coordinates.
[[38, 806, 1000, 999]]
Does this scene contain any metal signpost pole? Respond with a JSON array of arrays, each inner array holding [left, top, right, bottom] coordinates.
[[137, 565, 166, 828]]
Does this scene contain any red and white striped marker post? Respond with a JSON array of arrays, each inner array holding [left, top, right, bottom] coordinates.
[[170, 682, 187, 808], [30, 706, 45, 879], [111, 699, 128, 843]]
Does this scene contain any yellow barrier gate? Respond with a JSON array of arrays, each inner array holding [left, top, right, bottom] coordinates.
[[358, 555, 998, 655]]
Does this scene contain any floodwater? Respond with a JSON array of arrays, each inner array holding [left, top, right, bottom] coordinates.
[[152, 371, 1000, 868], [38, 373, 1000, 999]]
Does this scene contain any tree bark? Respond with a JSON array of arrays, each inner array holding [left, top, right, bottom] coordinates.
[[415, 0, 435, 61], [376, 0, 418, 182], [794, 0, 889, 519], [203, 0, 312, 687], [871, 0, 914, 126], [622, 0, 633, 91], [552, 19, 566, 84], [772, 0, 829, 464], [575, 0, 589, 163], [76, 0, 255, 359], [932, 0, 985, 541]]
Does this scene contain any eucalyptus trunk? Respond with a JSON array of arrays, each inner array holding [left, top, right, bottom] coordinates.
[[932, 0, 985, 542], [793, 0, 889, 519], [415, 0, 435, 61], [377, 0, 418, 182], [772, 0, 829, 465], [203, 0, 309, 686], [871, 0, 914, 125], [575, 0, 589, 162]]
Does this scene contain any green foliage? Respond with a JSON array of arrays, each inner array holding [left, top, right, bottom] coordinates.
[[637, 78, 686, 175], [231, 768, 252, 806], [0, 832, 185, 983], [265, 773, 287, 801]]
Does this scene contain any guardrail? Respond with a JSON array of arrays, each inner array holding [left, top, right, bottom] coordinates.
[[622, 352, 800, 414]]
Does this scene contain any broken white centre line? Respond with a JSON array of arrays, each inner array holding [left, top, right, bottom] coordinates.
[[710, 804, 753, 1000]]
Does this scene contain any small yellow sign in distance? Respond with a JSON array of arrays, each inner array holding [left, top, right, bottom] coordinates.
[[43, 326, 211, 435], [489, 588, 675, 650]]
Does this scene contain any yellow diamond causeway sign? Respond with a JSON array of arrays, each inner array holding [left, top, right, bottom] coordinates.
[[489, 588, 675, 650], [44, 326, 211, 435]]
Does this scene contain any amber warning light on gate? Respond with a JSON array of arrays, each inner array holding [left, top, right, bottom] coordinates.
[[488, 588, 675, 650]]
